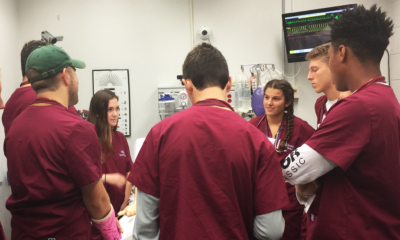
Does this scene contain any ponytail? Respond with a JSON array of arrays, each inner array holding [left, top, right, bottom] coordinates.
[[279, 104, 294, 152]]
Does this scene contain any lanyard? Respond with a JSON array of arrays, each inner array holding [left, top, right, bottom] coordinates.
[[257, 115, 287, 153], [194, 98, 234, 111], [352, 76, 386, 95], [273, 125, 286, 153], [322, 76, 386, 121]]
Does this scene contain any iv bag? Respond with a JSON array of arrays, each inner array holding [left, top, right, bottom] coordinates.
[[235, 72, 251, 112], [252, 86, 265, 116]]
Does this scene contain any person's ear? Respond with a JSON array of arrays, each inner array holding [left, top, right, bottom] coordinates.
[[338, 45, 346, 63], [183, 78, 195, 104], [225, 77, 232, 93], [183, 79, 193, 96], [60, 68, 70, 86]]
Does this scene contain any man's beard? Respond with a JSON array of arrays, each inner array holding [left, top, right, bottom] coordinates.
[[68, 85, 78, 107]]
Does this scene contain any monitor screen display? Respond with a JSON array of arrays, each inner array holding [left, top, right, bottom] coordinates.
[[282, 4, 356, 63]]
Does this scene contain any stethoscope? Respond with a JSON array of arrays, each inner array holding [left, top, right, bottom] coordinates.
[[352, 76, 386, 94], [318, 76, 387, 126], [317, 76, 386, 128]]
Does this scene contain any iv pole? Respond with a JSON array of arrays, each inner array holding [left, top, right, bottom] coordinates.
[[240, 63, 275, 87]]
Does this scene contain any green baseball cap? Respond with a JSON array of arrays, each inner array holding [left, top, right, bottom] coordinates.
[[25, 45, 86, 83]]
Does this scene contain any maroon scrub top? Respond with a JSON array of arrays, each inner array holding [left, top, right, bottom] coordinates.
[[299, 95, 329, 240], [128, 99, 289, 240], [2, 86, 36, 135], [305, 77, 400, 240], [67, 105, 80, 117], [103, 131, 133, 214], [314, 95, 327, 126], [2, 86, 80, 136], [5, 98, 102, 240], [302, 95, 329, 240], [249, 114, 314, 240]]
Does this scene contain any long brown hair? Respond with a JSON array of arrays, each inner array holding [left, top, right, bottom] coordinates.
[[87, 90, 119, 163], [264, 79, 294, 152]]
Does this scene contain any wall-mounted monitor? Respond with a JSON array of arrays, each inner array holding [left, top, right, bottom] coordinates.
[[282, 4, 356, 63]]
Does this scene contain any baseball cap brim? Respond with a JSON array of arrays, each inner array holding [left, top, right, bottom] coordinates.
[[71, 59, 86, 69]]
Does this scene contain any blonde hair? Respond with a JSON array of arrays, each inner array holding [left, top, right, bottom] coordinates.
[[305, 42, 331, 63]]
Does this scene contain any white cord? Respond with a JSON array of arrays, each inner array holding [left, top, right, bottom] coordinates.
[[260, 67, 272, 78], [276, 63, 301, 79], [280, 37, 301, 80], [189, 0, 194, 49]]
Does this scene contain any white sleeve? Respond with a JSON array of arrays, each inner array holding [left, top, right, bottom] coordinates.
[[253, 209, 285, 240], [133, 189, 160, 240], [281, 144, 337, 185]]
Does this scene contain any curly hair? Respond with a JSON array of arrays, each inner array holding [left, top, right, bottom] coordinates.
[[329, 4, 393, 64], [264, 79, 294, 152]]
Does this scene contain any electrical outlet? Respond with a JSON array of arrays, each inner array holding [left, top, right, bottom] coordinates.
[[292, 85, 299, 99]]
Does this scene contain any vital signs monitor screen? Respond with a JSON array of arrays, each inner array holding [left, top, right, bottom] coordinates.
[[282, 4, 356, 63]]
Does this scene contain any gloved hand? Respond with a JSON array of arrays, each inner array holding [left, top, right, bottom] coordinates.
[[117, 200, 137, 217], [92, 204, 122, 240], [295, 179, 321, 197]]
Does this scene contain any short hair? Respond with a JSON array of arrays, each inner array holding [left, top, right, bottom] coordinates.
[[329, 4, 393, 64], [25, 67, 73, 93], [305, 43, 331, 63], [20, 40, 50, 77], [182, 43, 229, 90]]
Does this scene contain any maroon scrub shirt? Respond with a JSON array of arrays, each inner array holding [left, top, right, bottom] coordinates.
[[0, 222, 5, 240], [2, 86, 80, 136], [249, 114, 314, 240], [103, 130, 133, 214], [128, 99, 289, 240], [314, 95, 328, 126], [301, 95, 329, 240], [305, 77, 400, 240], [2, 86, 36, 135], [5, 98, 102, 240]]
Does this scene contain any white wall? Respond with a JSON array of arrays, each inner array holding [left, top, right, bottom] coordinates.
[[0, 0, 21, 238], [193, 0, 284, 80], [284, 0, 393, 128], [390, 0, 400, 99], [17, 0, 192, 143]]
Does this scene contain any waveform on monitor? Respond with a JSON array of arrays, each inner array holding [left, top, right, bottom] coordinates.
[[286, 23, 330, 35], [285, 15, 338, 25], [287, 33, 327, 41]]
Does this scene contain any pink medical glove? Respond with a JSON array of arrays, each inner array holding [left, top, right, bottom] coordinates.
[[92, 204, 122, 240]]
